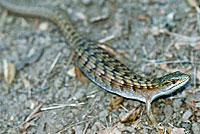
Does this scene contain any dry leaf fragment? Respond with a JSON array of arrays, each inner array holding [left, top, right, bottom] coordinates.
[[3, 59, 16, 85], [67, 67, 76, 77], [108, 95, 124, 111], [120, 106, 142, 123]]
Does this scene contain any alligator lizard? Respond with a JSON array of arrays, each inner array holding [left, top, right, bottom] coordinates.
[[0, 0, 190, 126]]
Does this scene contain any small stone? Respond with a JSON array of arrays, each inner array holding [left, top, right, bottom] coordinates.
[[54, 77, 64, 89], [6, 17, 14, 24], [192, 122, 200, 134], [55, 123, 63, 130], [182, 109, 192, 122], [67, 113, 74, 119], [151, 26, 159, 35], [73, 90, 86, 101], [18, 94, 27, 102], [39, 22, 48, 31], [62, 88, 71, 98], [99, 110, 108, 121], [86, 129, 94, 134], [195, 102, 200, 108], [172, 99, 182, 111], [55, 87, 70, 99], [71, 109, 79, 115], [74, 125, 83, 134], [164, 105, 173, 118]]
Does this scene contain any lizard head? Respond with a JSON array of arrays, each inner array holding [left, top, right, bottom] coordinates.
[[150, 71, 190, 102]]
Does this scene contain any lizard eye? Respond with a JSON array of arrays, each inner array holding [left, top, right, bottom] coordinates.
[[171, 79, 178, 84], [172, 80, 176, 84]]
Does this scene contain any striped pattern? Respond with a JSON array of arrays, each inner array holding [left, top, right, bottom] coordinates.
[[0, 0, 190, 104]]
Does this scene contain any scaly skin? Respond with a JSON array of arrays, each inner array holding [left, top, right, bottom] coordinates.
[[0, 0, 190, 126]]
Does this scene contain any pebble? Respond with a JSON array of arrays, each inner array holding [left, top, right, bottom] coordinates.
[[86, 129, 94, 134], [99, 110, 108, 121], [172, 99, 182, 112], [164, 105, 173, 118], [73, 90, 86, 101], [18, 94, 27, 102], [74, 125, 83, 134], [195, 102, 200, 108], [6, 17, 14, 24], [71, 109, 79, 115], [61, 88, 71, 99], [55, 123, 63, 130], [39, 22, 48, 31], [55, 87, 70, 99], [192, 122, 200, 134], [66, 112, 74, 119], [54, 77, 64, 89], [181, 109, 192, 122], [97, 103, 105, 111]]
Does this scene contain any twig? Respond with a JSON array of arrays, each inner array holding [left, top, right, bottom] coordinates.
[[21, 102, 45, 131], [56, 120, 89, 134], [41, 52, 61, 88], [83, 121, 90, 134], [159, 29, 200, 43], [40, 102, 85, 111], [48, 52, 62, 74], [90, 13, 109, 23], [24, 102, 45, 123], [98, 35, 115, 43]]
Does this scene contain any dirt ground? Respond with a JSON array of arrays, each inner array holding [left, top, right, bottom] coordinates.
[[0, 0, 200, 134]]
